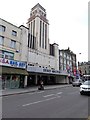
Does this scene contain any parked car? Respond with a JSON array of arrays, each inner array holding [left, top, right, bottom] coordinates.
[[72, 79, 83, 87], [80, 80, 90, 95]]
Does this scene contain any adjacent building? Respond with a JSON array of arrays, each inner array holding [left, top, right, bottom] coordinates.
[[78, 61, 90, 75], [59, 47, 77, 83], [0, 18, 28, 89]]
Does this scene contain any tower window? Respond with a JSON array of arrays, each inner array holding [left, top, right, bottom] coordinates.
[[39, 21, 42, 47], [45, 24, 47, 49], [42, 22, 44, 48]]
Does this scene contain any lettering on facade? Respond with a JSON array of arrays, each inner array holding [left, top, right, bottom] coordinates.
[[43, 68, 61, 74], [43, 68, 51, 73], [0, 58, 26, 68]]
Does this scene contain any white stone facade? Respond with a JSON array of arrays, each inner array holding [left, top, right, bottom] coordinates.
[[0, 18, 28, 62], [27, 3, 59, 71]]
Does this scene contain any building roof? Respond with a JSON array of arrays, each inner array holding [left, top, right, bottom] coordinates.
[[19, 25, 29, 29], [0, 18, 21, 29], [31, 3, 46, 12], [59, 48, 76, 55]]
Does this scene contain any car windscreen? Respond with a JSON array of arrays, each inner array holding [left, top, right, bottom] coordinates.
[[83, 81, 90, 85]]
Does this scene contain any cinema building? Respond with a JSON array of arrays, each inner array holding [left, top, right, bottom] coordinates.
[[26, 3, 69, 86]]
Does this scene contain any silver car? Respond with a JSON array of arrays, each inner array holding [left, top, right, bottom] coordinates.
[[72, 79, 83, 87]]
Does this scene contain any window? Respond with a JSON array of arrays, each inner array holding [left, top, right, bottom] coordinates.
[[4, 51, 14, 59], [67, 55, 69, 59], [39, 21, 42, 47], [10, 40, 16, 49], [45, 24, 47, 49], [44, 14, 46, 17], [0, 50, 14, 59], [64, 59, 66, 64], [30, 22, 32, 48], [0, 36, 4, 45], [60, 52, 62, 56], [42, 22, 44, 48], [64, 53, 66, 58], [0, 25, 6, 32], [35, 10, 37, 13], [0, 50, 3, 58], [12, 30, 17, 36]]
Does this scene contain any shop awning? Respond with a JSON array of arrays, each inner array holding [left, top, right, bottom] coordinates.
[[0, 66, 28, 75]]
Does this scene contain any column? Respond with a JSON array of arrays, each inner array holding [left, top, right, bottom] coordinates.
[[35, 75, 38, 85], [24, 76, 27, 87]]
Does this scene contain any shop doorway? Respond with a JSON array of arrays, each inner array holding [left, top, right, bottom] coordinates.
[[41, 76, 48, 85], [48, 76, 56, 85], [27, 75, 35, 86], [19, 76, 24, 88]]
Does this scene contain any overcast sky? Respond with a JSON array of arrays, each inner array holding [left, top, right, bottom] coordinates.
[[0, 0, 88, 63]]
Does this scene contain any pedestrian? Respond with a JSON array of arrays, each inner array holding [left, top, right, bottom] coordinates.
[[38, 80, 44, 90]]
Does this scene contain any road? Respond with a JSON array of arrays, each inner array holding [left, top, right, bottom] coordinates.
[[2, 86, 90, 118]]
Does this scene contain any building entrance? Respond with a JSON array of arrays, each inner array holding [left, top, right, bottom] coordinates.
[[27, 75, 36, 86]]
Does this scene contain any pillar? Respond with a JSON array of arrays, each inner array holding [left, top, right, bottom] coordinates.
[[35, 75, 38, 85], [24, 76, 27, 87]]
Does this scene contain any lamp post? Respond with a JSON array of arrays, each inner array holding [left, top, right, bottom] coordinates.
[[77, 53, 82, 66]]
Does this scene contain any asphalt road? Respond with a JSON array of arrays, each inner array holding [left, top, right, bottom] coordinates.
[[2, 86, 90, 118]]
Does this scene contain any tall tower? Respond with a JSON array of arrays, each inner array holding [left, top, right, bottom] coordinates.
[[27, 3, 49, 54]]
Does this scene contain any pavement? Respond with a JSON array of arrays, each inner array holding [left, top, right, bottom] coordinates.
[[0, 84, 72, 97]]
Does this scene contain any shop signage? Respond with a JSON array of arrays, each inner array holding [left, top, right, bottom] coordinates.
[[27, 66, 62, 75], [43, 68, 61, 74], [0, 58, 26, 68]]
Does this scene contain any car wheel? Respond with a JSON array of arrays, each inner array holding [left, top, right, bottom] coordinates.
[[80, 92, 83, 95]]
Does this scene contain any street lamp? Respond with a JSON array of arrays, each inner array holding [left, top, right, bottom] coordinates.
[[78, 53, 82, 66]]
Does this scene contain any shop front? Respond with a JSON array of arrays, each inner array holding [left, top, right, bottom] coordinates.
[[0, 66, 28, 89], [27, 66, 69, 86], [0, 58, 28, 89]]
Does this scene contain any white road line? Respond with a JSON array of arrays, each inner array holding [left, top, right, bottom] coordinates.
[[22, 96, 61, 107], [37, 91, 45, 94], [57, 92, 62, 95], [43, 94, 55, 97], [27, 91, 44, 95], [43, 92, 62, 97]]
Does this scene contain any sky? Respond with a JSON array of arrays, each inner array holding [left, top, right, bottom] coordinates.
[[0, 0, 88, 63]]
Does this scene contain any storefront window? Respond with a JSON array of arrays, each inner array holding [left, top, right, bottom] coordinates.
[[10, 75, 20, 89]]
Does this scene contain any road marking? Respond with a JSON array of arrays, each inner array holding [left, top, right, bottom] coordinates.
[[27, 91, 44, 95], [57, 92, 62, 95], [43, 94, 55, 97], [37, 91, 45, 94], [22, 96, 61, 107]]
